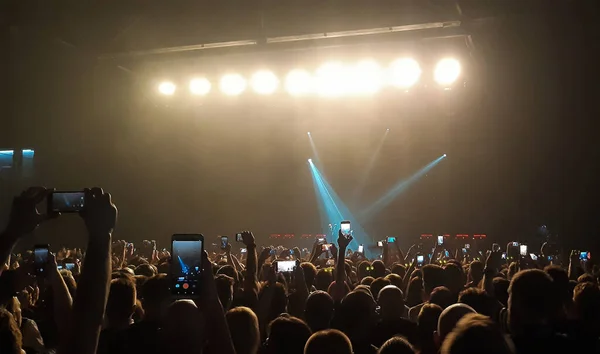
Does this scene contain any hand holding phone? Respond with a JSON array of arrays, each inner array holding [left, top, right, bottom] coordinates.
[[358, 244, 364, 253], [437, 235, 444, 246], [34, 244, 50, 276], [519, 244, 528, 256], [416, 254, 424, 267], [171, 234, 204, 297], [48, 191, 85, 213], [220, 236, 228, 250], [387, 236, 396, 243], [340, 221, 351, 237]]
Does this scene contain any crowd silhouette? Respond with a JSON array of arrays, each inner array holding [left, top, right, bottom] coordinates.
[[1, 187, 599, 354]]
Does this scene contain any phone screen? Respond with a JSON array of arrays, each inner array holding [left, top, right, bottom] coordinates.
[[580, 251, 588, 261], [502, 253, 507, 259], [519, 245, 527, 256], [462, 248, 467, 254], [340, 221, 351, 236], [65, 263, 75, 271], [171, 235, 204, 296], [49, 192, 85, 213], [465, 244, 470, 249], [220, 236, 228, 249], [530, 253, 538, 261], [444, 250, 450, 257], [377, 241, 383, 247], [387, 236, 396, 243], [437, 236, 444, 245], [277, 260, 296, 273], [236, 233, 243, 242], [358, 245, 364, 253], [240, 248, 247, 254], [317, 237, 326, 244], [34, 246, 49, 275], [322, 244, 331, 252], [492, 243, 500, 252], [416, 255, 424, 266], [512, 242, 519, 247]]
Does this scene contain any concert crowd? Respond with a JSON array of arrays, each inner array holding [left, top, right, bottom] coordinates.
[[1, 187, 599, 354]]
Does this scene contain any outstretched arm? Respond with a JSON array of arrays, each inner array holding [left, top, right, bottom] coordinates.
[[242, 231, 259, 304], [48, 253, 73, 336], [61, 188, 117, 354]]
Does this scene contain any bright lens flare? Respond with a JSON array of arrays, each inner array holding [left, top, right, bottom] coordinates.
[[189, 78, 211, 95], [285, 69, 312, 96], [220, 74, 247, 96], [158, 81, 176, 95], [434, 58, 461, 86], [250, 70, 279, 95], [389, 58, 421, 89], [348, 60, 382, 95], [315, 61, 348, 97]]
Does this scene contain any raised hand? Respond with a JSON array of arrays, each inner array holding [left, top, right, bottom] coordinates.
[[337, 230, 353, 250], [80, 188, 117, 238], [486, 248, 503, 271], [241, 231, 256, 247], [6, 187, 53, 235]]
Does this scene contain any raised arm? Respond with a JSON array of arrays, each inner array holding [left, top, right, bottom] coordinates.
[[61, 188, 117, 354], [1, 187, 52, 276], [241, 231, 259, 302], [48, 253, 73, 335]]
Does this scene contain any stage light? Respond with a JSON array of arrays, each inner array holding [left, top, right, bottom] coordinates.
[[315, 61, 348, 97], [158, 81, 176, 95], [285, 69, 312, 96], [443, 153, 447, 157], [220, 74, 247, 96], [348, 59, 382, 95], [307, 132, 311, 135], [389, 58, 421, 89], [434, 58, 461, 86], [250, 70, 279, 95], [189, 78, 211, 95], [308, 158, 312, 163]]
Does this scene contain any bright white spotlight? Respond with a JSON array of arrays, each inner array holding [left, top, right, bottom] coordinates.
[[220, 74, 247, 96], [434, 58, 461, 86], [189, 78, 211, 95], [347, 59, 383, 95], [158, 81, 176, 95], [308, 158, 312, 163], [250, 70, 279, 95], [307, 132, 311, 135], [443, 154, 447, 157], [315, 61, 348, 97], [389, 58, 421, 89], [285, 69, 313, 96]]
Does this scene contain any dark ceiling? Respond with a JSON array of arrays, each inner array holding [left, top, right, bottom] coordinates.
[[4, 0, 539, 58]]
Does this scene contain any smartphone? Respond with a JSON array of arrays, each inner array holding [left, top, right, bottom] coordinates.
[[511, 242, 519, 247], [416, 255, 424, 267], [502, 253, 507, 260], [358, 245, 364, 253], [276, 260, 296, 273], [377, 241, 383, 247], [48, 191, 85, 213], [317, 237, 326, 244], [322, 244, 332, 252], [171, 234, 204, 297], [236, 233, 243, 242], [326, 259, 335, 266], [240, 248, 247, 254], [65, 262, 75, 271], [437, 235, 444, 245], [270, 249, 276, 256], [57, 265, 63, 270], [530, 254, 538, 261], [340, 221, 351, 237], [580, 251, 588, 261], [462, 248, 467, 254], [465, 243, 470, 249], [387, 236, 396, 243], [34, 244, 50, 275], [444, 250, 450, 258], [220, 236, 228, 250], [492, 243, 500, 252], [519, 244, 528, 256]]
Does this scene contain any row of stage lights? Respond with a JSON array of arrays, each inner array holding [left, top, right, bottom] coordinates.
[[157, 57, 461, 97]]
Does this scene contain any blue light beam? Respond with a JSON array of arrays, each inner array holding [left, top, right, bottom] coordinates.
[[360, 154, 447, 220], [308, 159, 373, 257]]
